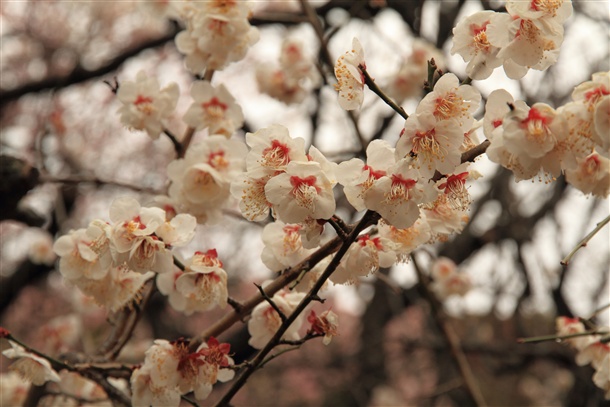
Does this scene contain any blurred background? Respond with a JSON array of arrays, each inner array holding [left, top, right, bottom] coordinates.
[[1, 0, 609, 406]]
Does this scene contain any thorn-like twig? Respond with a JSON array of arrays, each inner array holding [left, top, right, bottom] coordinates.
[[163, 129, 182, 156], [254, 283, 287, 322], [103, 76, 119, 93], [327, 215, 350, 240], [227, 297, 244, 313]]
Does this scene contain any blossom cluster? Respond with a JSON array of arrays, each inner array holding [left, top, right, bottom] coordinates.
[[484, 71, 609, 197], [451, 0, 573, 79], [556, 317, 610, 398], [33, 0, 609, 403], [231, 124, 337, 230], [164, 135, 248, 223], [174, 0, 259, 74], [131, 337, 235, 406], [52, 197, 196, 311]]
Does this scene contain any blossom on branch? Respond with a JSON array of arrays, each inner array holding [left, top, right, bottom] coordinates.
[[183, 81, 244, 137], [307, 310, 339, 345], [248, 289, 307, 349], [265, 160, 336, 224], [330, 234, 396, 285], [117, 71, 179, 139], [2, 341, 61, 386], [157, 250, 229, 315], [175, 1, 259, 73], [334, 37, 365, 110], [451, 11, 503, 80]]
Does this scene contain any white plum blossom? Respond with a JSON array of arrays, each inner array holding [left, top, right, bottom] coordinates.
[[436, 162, 479, 211], [230, 173, 273, 222], [451, 11, 504, 80], [53, 220, 113, 281], [334, 38, 365, 110], [167, 136, 248, 223], [423, 193, 470, 242], [364, 158, 438, 229], [502, 102, 566, 159], [245, 124, 307, 178], [396, 111, 465, 177], [487, 12, 565, 78], [175, 2, 259, 73], [248, 289, 306, 349], [483, 89, 516, 140], [430, 257, 471, 299], [109, 197, 173, 273], [385, 39, 445, 102], [576, 341, 610, 370], [378, 218, 432, 262], [330, 234, 396, 285], [257, 38, 320, 104], [26, 229, 56, 265], [183, 81, 244, 137], [117, 71, 179, 139], [565, 152, 610, 197], [261, 221, 316, 272], [307, 310, 339, 345], [555, 316, 596, 351], [74, 265, 155, 312], [2, 341, 61, 386], [416, 73, 481, 131], [593, 353, 610, 399], [157, 249, 228, 315], [337, 139, 396, 212], [265, 160, 336, 224], [0, 371, 30, 407], [507, 0, 573, 23], [37, 314, 82, 355]]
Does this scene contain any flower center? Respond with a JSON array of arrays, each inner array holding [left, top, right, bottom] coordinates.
[[434, 92, 463, 120], [261, 140, 291, 169], [290, 176, 319, 208], [202, 97, 228, 119]]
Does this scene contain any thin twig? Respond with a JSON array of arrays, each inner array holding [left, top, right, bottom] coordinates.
[[163, 129, 182, 156], [39, 174, 163, 195], [517, 329, 609, 344], [359, 65, 408, 120], [255, 283, 287, 322], [561, 214, 610, 266]]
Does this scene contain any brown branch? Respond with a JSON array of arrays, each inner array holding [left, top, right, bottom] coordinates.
[[214, 210, 381, 407], [1, 26, 180, 107], [411, 254, 487, 407]]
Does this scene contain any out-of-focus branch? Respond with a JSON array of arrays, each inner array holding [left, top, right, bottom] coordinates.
[[0, 26, 180, 108], [411, 254, 487, 407]]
